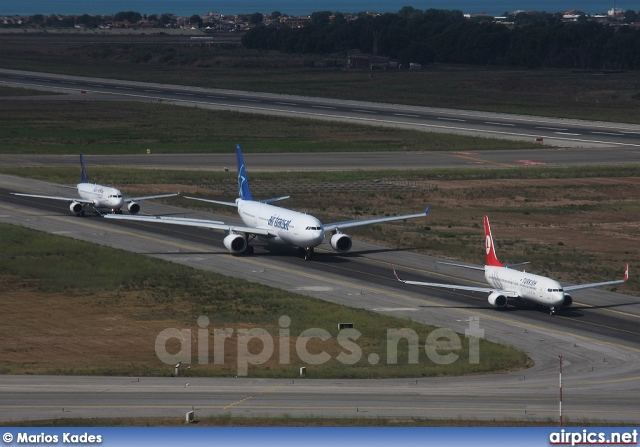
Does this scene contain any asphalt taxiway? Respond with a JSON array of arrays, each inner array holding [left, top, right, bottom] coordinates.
[[0, 174, 638, 423]]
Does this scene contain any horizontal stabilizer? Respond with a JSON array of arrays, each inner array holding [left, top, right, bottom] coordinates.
[[260, 195, 290, 204]]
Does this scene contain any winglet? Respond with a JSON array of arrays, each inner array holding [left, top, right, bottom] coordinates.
[[80, 153, 88, 184], [623, 263, 629, 282], [484, 215, 503, 267], [392, 264, 401, 282], [424, 205, 430, 215], [236, 144, 253, 201]]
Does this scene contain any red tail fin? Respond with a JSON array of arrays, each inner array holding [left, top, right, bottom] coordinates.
[[484, 215, 503, 267]]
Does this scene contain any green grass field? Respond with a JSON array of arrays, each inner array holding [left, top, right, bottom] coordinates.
[[0, 99, 541, 154], [0, 223, 532, 378]]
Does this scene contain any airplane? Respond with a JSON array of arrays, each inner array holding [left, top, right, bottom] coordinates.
[[11, 154, 178, 216], [393, 215, 629, 315], [103, 144, 430, 260]]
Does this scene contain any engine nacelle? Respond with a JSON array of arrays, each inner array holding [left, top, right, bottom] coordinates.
[[127, 202, 140, 214], [562, 294, 573, 308], [488, 292, 508, 309], [330, 233, 353, 253], [69, 201, 83, 214], [223, 234, 247, 254]]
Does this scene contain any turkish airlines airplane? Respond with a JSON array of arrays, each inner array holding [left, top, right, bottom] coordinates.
[[104, 144, 430, 260], [11, 154, 178, 216], [393, 215, 629, 314]]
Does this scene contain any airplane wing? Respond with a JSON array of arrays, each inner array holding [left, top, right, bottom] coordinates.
[[324, 206, 430, 233], [563, 263, 629, 292], [126, 193, 179, 202], [184, 196, 238, 207], [102, 214, 273, 237], [10, 192, 93, 204], [392, 264, 499, 293], [184, 195, 290, 207]]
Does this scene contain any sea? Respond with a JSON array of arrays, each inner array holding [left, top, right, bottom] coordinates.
[[0, 0, 629, 18]]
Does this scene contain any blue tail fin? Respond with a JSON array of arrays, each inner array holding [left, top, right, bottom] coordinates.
[[236, 144, 253, 201], [79, 153, 88, 183]]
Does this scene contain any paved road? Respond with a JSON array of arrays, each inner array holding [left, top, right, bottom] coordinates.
[[1, 174, 638, 423], [2, 68, 640, 148], [1, 147, 640, 171]]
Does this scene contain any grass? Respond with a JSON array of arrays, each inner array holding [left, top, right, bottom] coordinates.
[[2, 415, 633, 427], [0, 99, 542, 154], [1, 38, 639, 123], [0, 223, 532, 378]]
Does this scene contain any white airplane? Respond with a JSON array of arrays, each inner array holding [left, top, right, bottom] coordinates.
[[104, 144, 430, 260], [11, 154, 178, 216], [393, 215, 629, 314]]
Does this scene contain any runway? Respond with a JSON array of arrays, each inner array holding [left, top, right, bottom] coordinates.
[[2, 68, 640, 149], [1, 174, 638, 423]]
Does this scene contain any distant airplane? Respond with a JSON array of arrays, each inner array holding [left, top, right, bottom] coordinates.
[[393, 215, 628, 314], [11, 154, 178, 216], [104, 144, 430, 260]]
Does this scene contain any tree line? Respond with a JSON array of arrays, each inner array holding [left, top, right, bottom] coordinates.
[[242, 8, 640, 70]]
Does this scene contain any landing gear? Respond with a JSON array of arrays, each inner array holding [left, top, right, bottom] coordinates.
[[550, 306, 556, 315], [245, 245, 254, 255], [298, 247, 314, 260], [76, 210, 85, 217]]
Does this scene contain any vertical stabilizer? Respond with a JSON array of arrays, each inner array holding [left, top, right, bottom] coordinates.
[[79, 153, 88, 184], [236, 144, 253, 201], [484, 215, 503, 267]]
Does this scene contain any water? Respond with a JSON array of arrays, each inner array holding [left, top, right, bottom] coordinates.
[[1, 0, 627, 18]]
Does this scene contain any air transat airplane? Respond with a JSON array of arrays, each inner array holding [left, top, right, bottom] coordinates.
[[11, 154, 178, 216], [104, 144, 430, 260], [393, 215, 629, 314]]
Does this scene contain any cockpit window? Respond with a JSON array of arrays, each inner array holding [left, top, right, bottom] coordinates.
[[305, 226, 321, 230]]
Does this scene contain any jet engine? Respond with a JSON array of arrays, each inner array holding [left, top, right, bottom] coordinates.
[[487, 292, 508, 309], [69, 201, 83, 214], [562, 294, 573, 308], [330, 233, 353, 253], [223, 234, 247, 254], [127, 202, 140, 214]]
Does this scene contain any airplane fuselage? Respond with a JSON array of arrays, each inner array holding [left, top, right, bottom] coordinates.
[[237, 199, 325, 248], [77, 182, 125, 211], [485, 265, 566, 307]]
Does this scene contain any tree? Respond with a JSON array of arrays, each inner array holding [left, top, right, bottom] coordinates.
[[189, 14, 202, 27], [250, 12, 264, 25]]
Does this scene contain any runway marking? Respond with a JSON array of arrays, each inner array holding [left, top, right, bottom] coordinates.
[[437, 117, 466, 122], [448, 153, 518, 168], [591, 131, 624, 136], [394, 113, 420, 118], [295, 286, 334, 292], [536, 126, 567, 131], [484, 121, 515, 126], [223, 384, 286, 410]]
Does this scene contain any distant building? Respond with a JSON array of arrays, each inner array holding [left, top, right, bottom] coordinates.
[[348, 51, 398, 69]]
